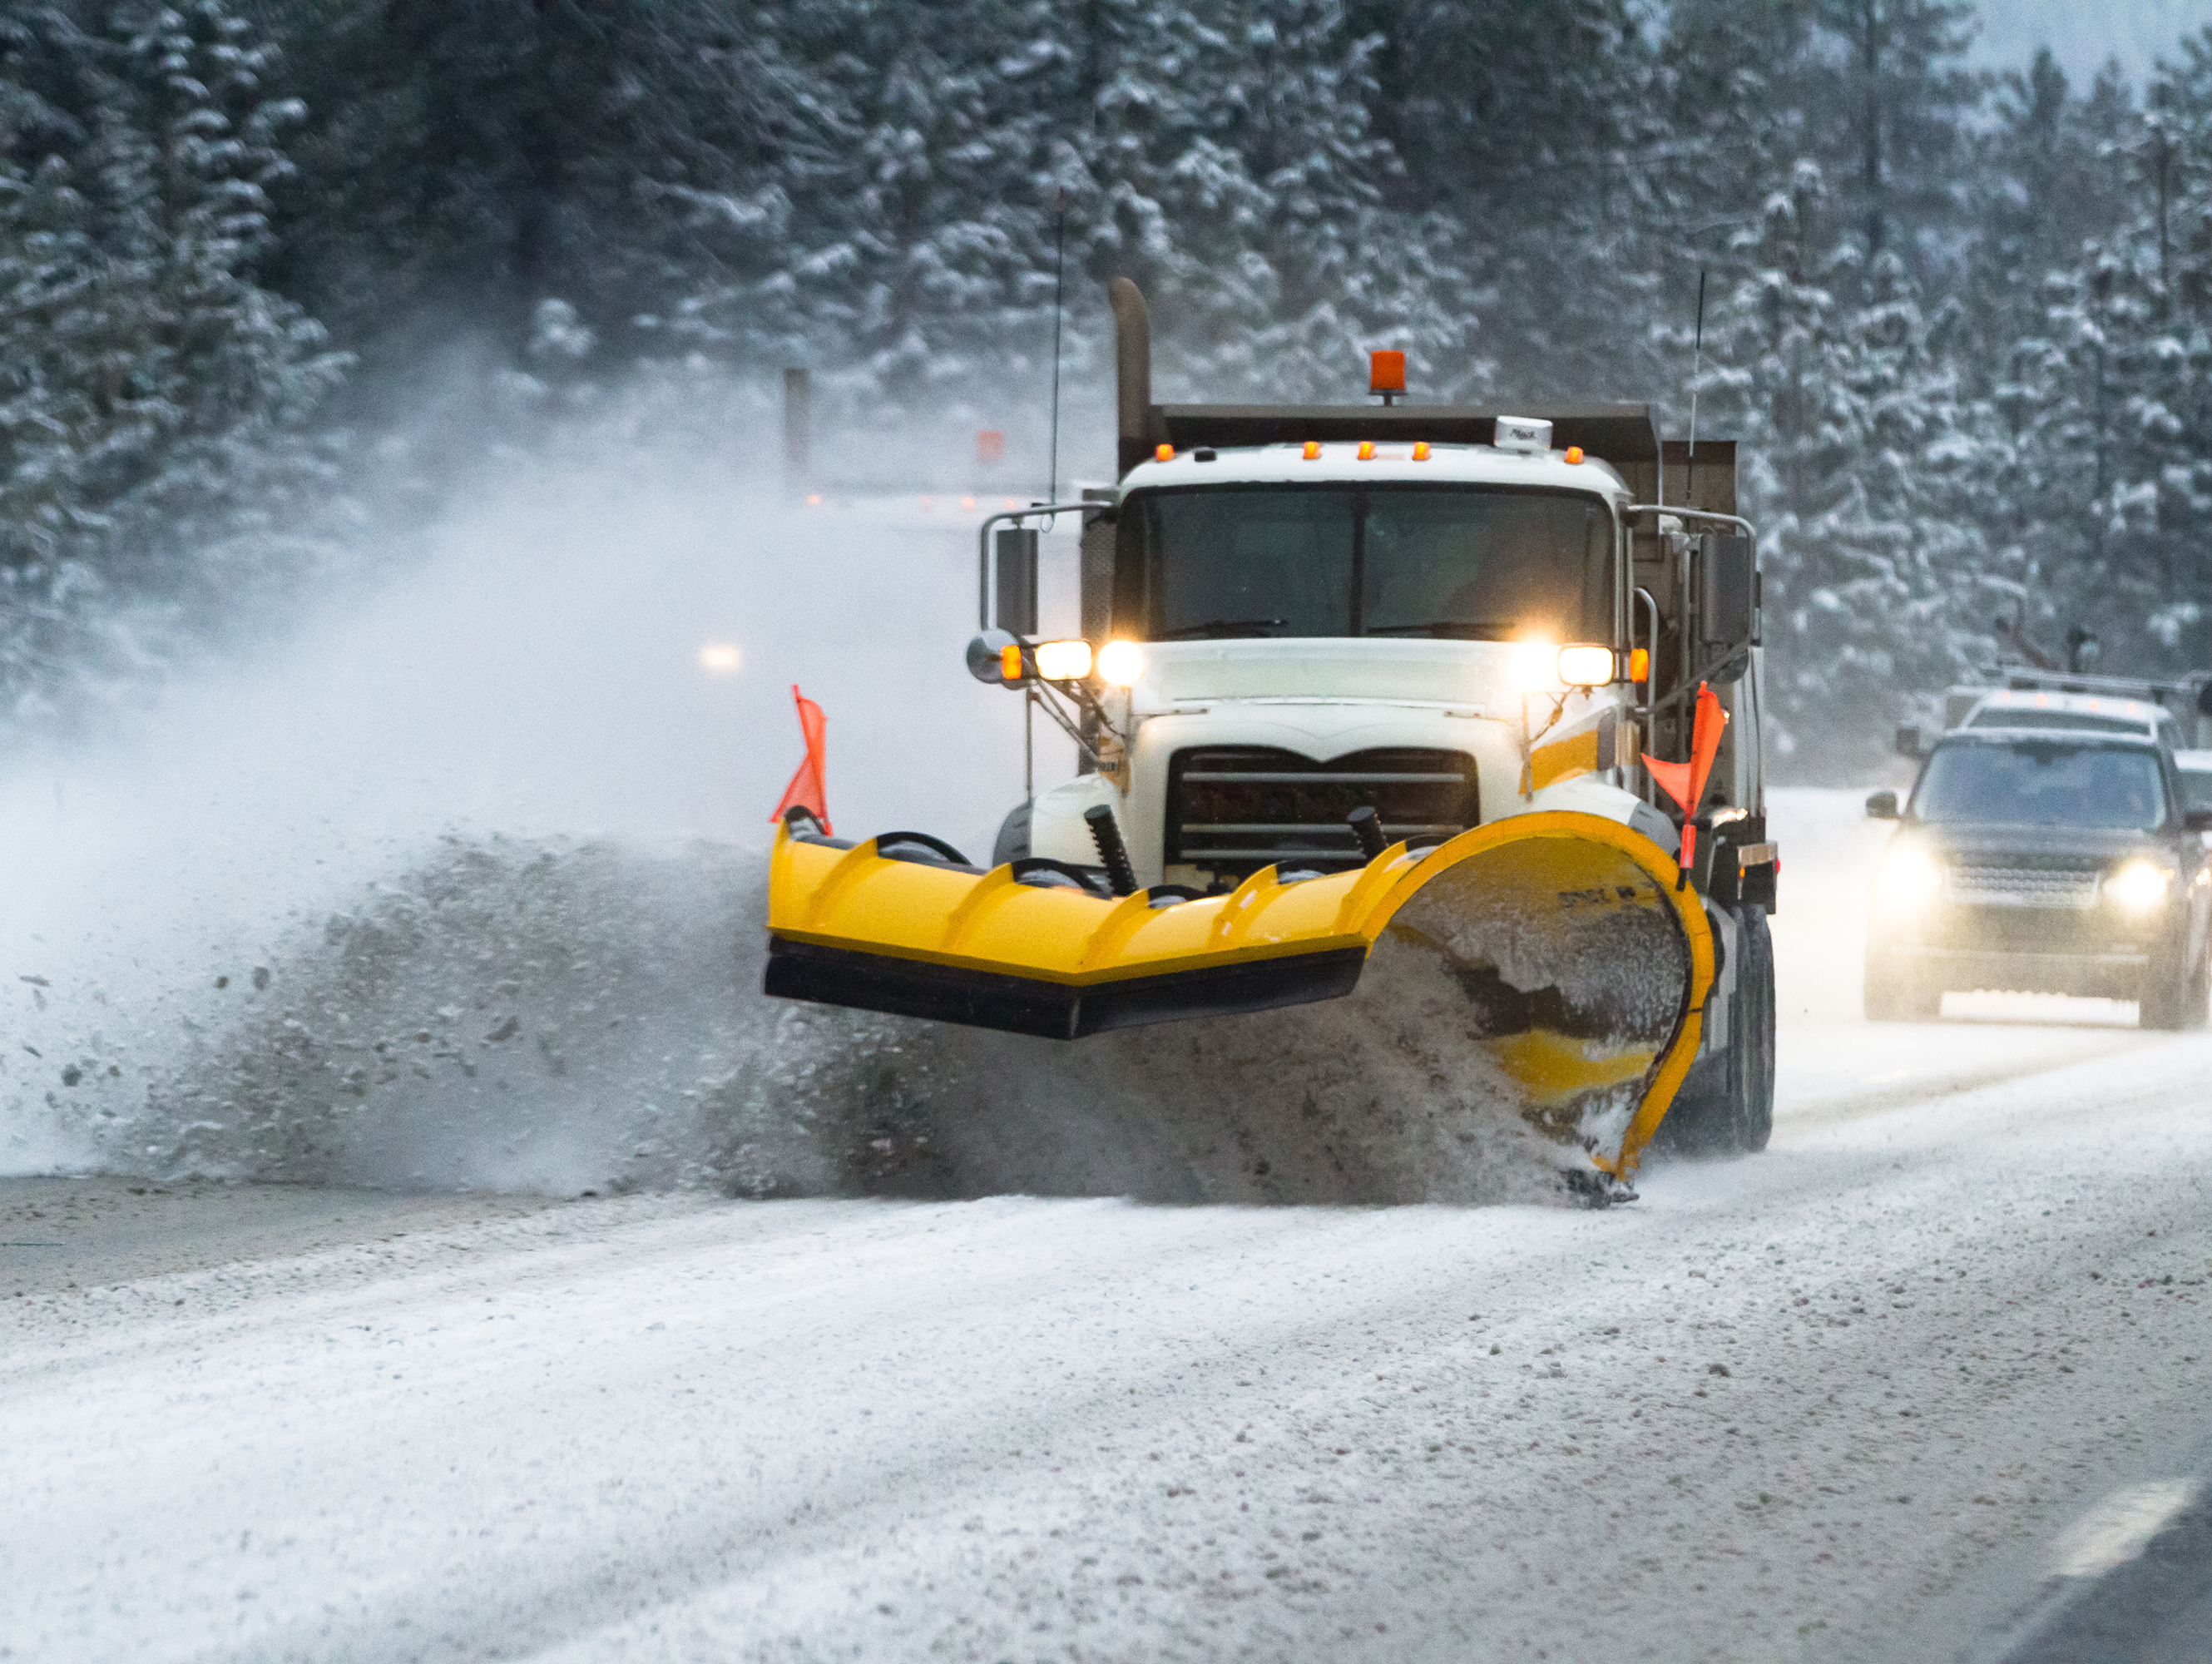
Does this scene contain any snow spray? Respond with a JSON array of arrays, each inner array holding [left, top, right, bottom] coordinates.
[[0, 450, 1567, 1205]]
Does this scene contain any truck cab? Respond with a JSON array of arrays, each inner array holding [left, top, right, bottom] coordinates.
[[1014, 437, 1673, 888]]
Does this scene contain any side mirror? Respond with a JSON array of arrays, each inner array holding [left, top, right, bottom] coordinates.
[[1698, 534, 1758, 649], [993, 527, 1039, 636], [1894, 725, 1925, 760], [2185, 808, 2212, 833], [1865, 790, 1900, 821], [965, 628, 1020, 686]]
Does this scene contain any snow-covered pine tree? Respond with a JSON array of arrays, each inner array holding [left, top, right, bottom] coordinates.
[[1357, 0, 1653, 399], [1805, 0, 1982, 270], [1979, 32, 2212, 678], [85, 2, 347, 626], [1135, 0, 1482, 404], [0, 0, 347, 716], [1692, 161, 1992, 770]]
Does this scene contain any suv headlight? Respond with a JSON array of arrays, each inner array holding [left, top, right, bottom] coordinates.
[[2106, 859, 2174, 914], [1877, 846, 1942, 912]]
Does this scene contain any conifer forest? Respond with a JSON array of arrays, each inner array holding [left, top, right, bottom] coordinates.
[[2, 1, 2210, 770]]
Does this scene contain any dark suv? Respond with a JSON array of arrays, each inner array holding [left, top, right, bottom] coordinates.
[[1864, 730, 2212, 1027]]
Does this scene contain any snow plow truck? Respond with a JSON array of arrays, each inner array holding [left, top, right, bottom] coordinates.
[[765, 279, 1777, 1196]]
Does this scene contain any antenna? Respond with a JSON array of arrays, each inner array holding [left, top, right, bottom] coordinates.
[[1047, 188, 1066, 504], [1686, 267, 1706, 503]]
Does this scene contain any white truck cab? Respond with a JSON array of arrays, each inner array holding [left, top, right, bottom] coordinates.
[[1015, 437, 1689, 885]]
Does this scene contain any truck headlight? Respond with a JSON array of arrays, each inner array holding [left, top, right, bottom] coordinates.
[[1556, 644, 1616, 686], [1510, 639, 1559, 689], [2107, 859, 2173, 914], [1878, 847, 1942, 912], [1097, 640, 1145, 686], [1032, 640, 1093, 681]]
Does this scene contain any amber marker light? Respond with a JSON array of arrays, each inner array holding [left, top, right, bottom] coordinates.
[[1412, 441, 1431, 461], [1000, 643, 1024, 681], [1155, 443, 1175, 463], [1629, 646, 1650, 682], [1358, 440, 1376, 460], [1303, 440, 1322, 460], [1565, 445, 1585, 464]]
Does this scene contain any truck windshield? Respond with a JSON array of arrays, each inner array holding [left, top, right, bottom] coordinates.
[[1913, 741, 2170, 831], [1115, 485, 1614, 641]]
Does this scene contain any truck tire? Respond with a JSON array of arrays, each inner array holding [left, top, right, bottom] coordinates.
[[1732, 905, 1775, 1152], [1655, 905, 1774, 1156], [991, 800, 1033, 867], [1863, 944, 1940, 1022]]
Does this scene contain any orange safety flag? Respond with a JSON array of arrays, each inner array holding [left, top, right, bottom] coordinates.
[[1641, 682, 1728, 881], [770, 685, 831, 834]]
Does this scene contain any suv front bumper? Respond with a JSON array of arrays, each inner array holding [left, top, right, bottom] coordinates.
[[1884, 943, 2152, 1000]]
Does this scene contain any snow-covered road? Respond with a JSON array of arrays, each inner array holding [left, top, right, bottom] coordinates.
[[7, 792, 2212, 1662], [9, 1029, 2212, 1660]]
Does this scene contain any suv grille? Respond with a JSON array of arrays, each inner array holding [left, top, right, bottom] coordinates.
[[1167, 746, 1478, 875], [1946, 864, 2100, 909]]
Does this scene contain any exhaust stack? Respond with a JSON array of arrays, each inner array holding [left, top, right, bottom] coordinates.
[[1110, 277, 1152, 478]]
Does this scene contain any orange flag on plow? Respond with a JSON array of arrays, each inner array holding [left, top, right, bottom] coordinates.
[[1641, 682, 1727, 884], [770, 685, 831, 834]]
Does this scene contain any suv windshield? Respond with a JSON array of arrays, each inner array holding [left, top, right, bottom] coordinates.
[[1913, 740, 2171, 831], [1114, 484, 1614, 641]]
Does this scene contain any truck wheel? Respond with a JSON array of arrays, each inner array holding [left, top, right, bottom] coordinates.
[[1731, 906, 1775, 1152], [991, 800, 1032, 867], [1863, 946, 1939, 1022], [1655, 906, 1774, 1156]]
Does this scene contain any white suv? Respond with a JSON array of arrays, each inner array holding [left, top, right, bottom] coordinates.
[[1960, 688, 2182, 755]]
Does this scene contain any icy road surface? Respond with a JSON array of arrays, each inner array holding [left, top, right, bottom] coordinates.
[[7, 795, 2212, 1662]]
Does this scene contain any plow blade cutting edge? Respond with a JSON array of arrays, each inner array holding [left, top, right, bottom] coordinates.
[[765, 810, 1715, 1179]]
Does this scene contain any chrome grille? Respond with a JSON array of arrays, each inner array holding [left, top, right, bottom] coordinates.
[[1167, 746, 1477, 874], [1946, 864, 2100, 909]]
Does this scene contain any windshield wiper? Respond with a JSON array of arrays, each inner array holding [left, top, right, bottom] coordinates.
[[1363, 618, 1518, 640], [1156, 617, 1289, 640]]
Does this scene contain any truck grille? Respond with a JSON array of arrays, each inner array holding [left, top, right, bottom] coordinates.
[[1167, 746, 1477, 874], [1946, 864, 2100, 909]]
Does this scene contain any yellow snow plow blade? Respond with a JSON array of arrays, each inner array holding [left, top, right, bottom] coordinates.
[[765, 810, 1714, 1177]]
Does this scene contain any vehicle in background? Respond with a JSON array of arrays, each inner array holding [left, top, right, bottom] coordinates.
[[1901, 667, 2212, 760], [1864, 730, 2212, 1028], [2176, 750, 2212, 822], [1956, 688, 2183, 753]]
